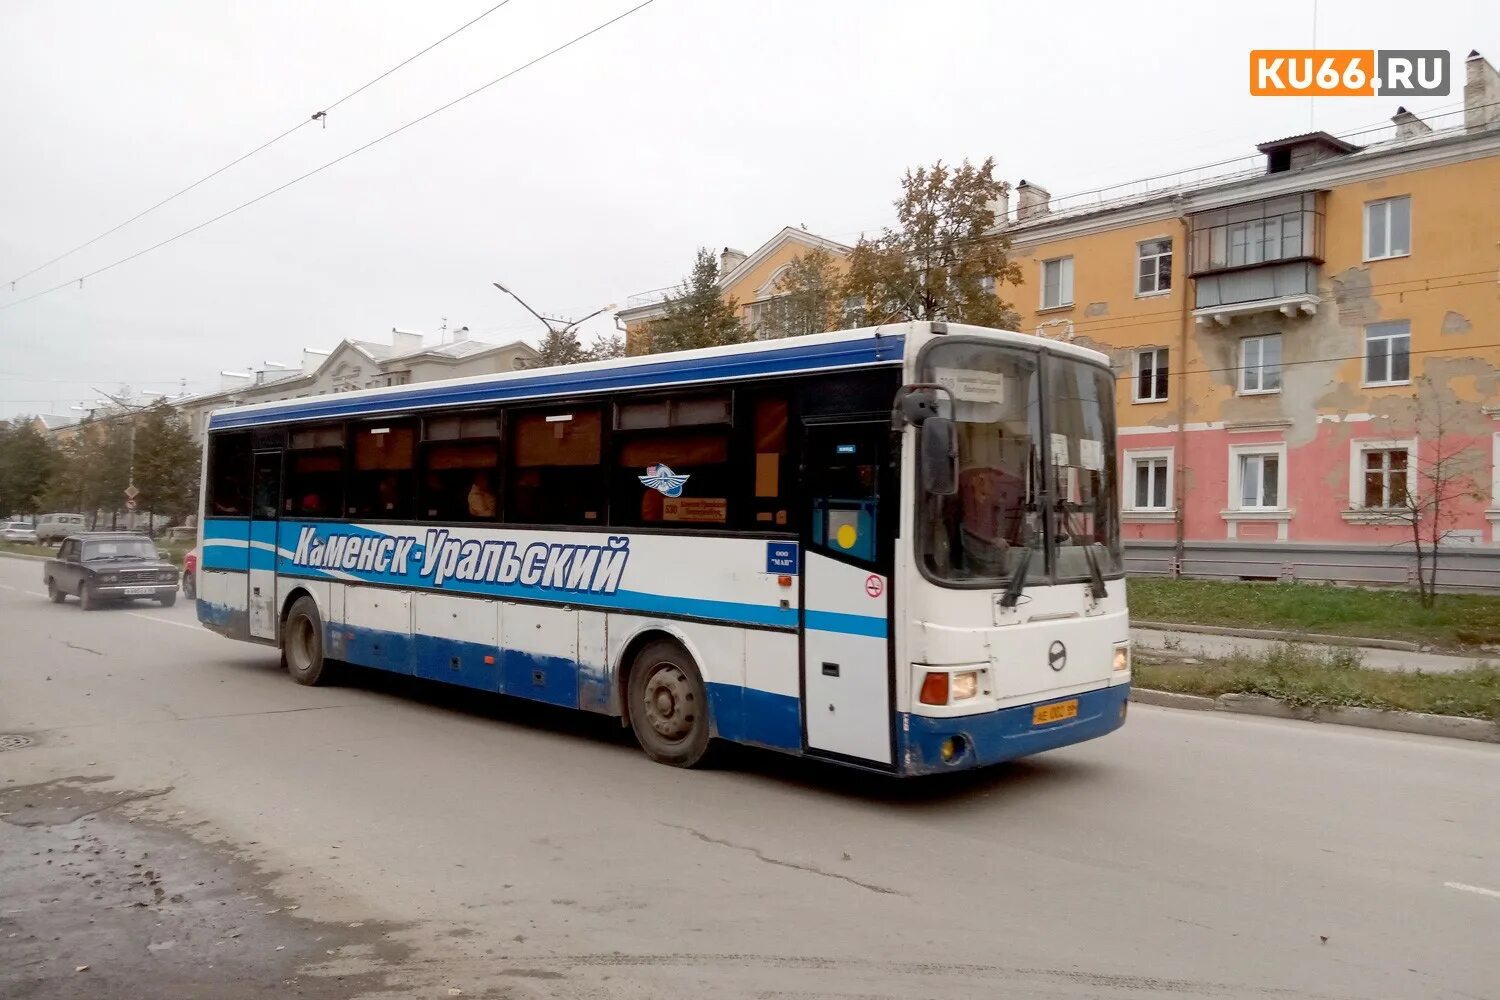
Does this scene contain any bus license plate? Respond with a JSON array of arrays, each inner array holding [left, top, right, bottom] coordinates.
[[123, 586, 155, 596], [1032, 699, 1078, 726]]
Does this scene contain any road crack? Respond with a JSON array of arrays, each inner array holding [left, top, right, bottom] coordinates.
[[661, 823, 903, 896], [63, 640, 104, 655]]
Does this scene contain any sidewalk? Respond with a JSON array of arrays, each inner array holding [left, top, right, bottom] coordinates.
[[1131, 626, 1493, 675]]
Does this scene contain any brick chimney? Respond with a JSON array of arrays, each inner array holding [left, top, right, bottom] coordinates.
[[1391, 106, 1432, 139], [720, 247, 748, 276], [391, 328, 423, 355], [987, 187, 1012, 225], [1466, 50, 1500, 133], [1016, 180, 1051, 220]]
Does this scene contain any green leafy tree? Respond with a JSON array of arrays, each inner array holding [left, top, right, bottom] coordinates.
[[42, 435, 90, 514], [639, 247, 747, 354], [757, 246, 846, 339], [133, 402, 200, 525], [0, 420, 59, 516], [531, 328, 591, 367], [843, 157, 1021, 327], [586, 332, 626, 360], [72, 419, 133, 528]]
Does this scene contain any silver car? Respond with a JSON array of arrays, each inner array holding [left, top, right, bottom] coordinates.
[[1, 522, 39, 543]]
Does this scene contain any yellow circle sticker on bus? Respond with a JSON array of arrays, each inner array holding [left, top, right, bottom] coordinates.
[[835, 523, 858, 549]]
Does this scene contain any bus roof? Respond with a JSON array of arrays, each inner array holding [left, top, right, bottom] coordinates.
[[207, 322, 1109, 431]]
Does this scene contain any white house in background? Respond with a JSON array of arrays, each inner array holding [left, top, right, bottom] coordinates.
[[176, 328, 540, 441]]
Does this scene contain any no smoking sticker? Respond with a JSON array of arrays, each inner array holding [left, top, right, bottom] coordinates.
[[865, 575, 884, 598]]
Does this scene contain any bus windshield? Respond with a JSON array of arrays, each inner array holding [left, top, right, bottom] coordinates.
[[918, 340, 1122, 587]]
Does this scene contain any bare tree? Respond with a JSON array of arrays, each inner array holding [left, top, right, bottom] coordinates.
[[1384, 377, 1486, 607]]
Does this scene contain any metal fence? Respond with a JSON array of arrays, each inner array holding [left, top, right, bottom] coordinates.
[[1125, 540, 1500, 594]]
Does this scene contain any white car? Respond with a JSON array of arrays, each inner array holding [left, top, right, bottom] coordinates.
[[1, 522, 39, 543]]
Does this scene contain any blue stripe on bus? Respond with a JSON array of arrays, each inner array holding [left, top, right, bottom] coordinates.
[[900, 684, 1129, 774], [805, 609, 888, 638], [208, 334, 905, 429], [327, 620, 805, 751]]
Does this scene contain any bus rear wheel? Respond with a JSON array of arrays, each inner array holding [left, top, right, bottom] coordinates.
[[628, 640, 712, 768], [282, 596, 331, 686]]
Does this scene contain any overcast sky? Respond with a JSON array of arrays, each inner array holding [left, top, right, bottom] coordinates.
[[0, 0, 1493, 419]]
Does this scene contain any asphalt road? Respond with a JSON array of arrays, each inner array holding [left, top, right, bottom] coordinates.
[[1, 554, 1496, 1000]]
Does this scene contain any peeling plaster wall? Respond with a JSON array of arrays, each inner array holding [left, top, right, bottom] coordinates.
[[1010, 149, 1500, 546]]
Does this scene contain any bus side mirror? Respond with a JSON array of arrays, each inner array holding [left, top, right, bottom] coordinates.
[[921, 416, 958, 496], [898, 388, 940, 426]]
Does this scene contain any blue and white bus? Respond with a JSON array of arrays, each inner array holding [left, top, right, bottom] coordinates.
[[195, 321, 1130, 775]]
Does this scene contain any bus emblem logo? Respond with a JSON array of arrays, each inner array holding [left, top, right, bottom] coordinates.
[[639, 464, 690, 497], [1048, 641, 1067, 672]]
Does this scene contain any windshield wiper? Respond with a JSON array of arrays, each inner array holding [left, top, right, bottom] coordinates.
[[1057, 501, 1107, 600], [998, 544, 1034, 608]]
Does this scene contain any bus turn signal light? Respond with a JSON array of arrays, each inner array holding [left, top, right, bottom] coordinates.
[[777, 574, 793, 587], [919, 671, 949, 706]]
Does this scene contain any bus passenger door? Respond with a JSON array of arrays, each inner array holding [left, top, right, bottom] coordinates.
[[248, 450, 282, 641], [800, 421, 893, 766]]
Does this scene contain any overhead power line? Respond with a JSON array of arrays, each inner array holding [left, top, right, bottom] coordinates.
[[0, 0, 655, 315], [5, 0, 520, 290]]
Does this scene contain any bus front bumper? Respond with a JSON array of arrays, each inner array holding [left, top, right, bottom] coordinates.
[[899, 683, 1130, 775]]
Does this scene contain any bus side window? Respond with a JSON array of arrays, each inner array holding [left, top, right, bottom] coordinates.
[[208, 432, 252, 516], [286, 424, 345, 517], [612, 394, 733, 529], [506, 409, 603, 525], [751, 396, 793, 530], [349, 422, 416, 520], [420, 412, 500, 522]]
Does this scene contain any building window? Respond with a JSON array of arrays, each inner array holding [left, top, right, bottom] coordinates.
[[1040, 256, 1073, 309], [1239, 335, 1282, 394], [1125, 450, 1173, 510], [1364, 196, 1411, 261], [1137, 239, 1172, 295], [841, 296, 865, 328], [1133, 348, 1169, 403], [1235, 451, 1282, 509], [1362, 448, 1409, 508], [1364, 321, 1411, 385], [1346, 439, 1418, 514]]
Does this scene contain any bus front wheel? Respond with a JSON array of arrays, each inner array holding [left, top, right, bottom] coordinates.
[[282, 596, 331, 686], [627, 640, 712, 768]]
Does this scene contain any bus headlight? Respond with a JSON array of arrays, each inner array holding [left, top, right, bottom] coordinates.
[[1113, 643, 1130, 672], [950, 670, 980, 701]]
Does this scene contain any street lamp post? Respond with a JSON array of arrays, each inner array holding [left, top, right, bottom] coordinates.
[[491, 281, 616, 351]]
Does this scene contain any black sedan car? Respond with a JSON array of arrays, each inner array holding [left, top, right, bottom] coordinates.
[[43, 532, 180, 609]]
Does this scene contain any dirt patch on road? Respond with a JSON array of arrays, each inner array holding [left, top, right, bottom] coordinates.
[[0, 775, 434, 1000]]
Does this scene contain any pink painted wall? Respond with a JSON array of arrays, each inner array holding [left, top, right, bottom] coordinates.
[[1120, 423, 1496, 543]]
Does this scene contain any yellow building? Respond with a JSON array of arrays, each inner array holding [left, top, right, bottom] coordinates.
[[615, 52, 1500, 582], [617, 227, 853, 351], [1003, 51, 1500, 579]]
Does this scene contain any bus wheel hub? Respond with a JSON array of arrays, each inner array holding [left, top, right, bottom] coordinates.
[[644, 665, 692, 740]]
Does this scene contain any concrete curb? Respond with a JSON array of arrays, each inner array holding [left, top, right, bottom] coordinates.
[[1129, 689, 1217, 711], [1133, 688, 1500, 743], [1133, 620, 1420, 652]]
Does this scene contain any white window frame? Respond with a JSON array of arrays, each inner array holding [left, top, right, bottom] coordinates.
[[1123, 447, 1175, 519], [1487, 430, 1500, 541], [1040, 256, 1074, 310], [1238, 334, 1282, 395], [1227, 442, 1289, 512], [1363, 195, 1412, 262], [1345, 438, 1417, 515], [1363, 321, 1412, 387], [1132, 347, 1169, 404], [1136, 238, 1173, 297]]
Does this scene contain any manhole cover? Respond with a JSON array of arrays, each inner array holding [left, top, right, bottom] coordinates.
[[0, 734, 34, 752]]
